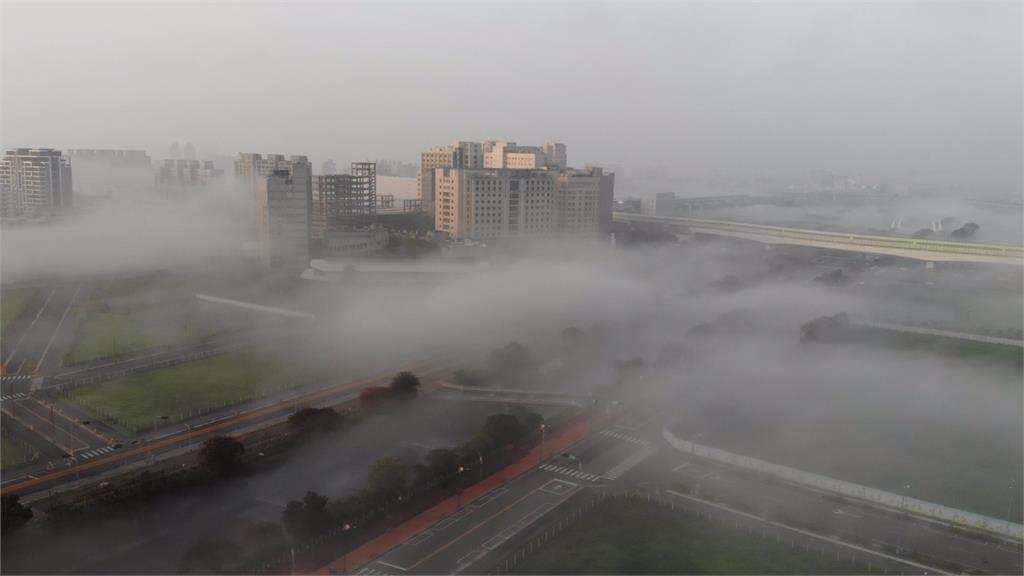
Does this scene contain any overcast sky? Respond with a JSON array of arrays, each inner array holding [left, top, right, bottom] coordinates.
[[2, 1, 1020, 191]]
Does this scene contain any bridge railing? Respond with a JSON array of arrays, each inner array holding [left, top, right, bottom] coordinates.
[[615, 213, 1024, 260]]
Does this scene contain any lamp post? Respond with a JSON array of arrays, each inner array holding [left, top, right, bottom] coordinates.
[[1007, 480, 1016, 521], [456, 465, 465, 510], [540, 423, 547, 461]]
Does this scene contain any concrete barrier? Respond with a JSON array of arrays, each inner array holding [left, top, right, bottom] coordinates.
[[663, 427, 1023, 541]]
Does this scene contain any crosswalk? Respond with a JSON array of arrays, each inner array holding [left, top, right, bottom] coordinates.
[[1, 391, 27, 401], [600, 429, 650, 446], [603, 445, 655, 480], [1, 374, 33, 383], [79, 446, 116, 460], [539, 462, 603, 482]]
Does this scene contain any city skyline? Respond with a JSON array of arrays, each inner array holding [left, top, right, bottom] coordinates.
[[2, 2, 1020, 192]]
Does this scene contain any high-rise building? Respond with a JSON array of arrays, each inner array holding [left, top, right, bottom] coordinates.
[[183, 142, 197, 161], [321, 159, 338, 175], [257, 158, 312, 269], [68, 149, 154, 196], [435, 168, 558, 240], [0, 148, 73, 219], [426, 140, 613, 240], [417, 141, 484, 212]]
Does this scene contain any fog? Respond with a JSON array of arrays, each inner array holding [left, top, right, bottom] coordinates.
[[1, 1, 1022, 574], [2, 1, 1021, 191]]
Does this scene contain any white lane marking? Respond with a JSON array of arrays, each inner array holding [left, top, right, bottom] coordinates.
[[37, 284, 82, 368], [603, 446, 655, 480], [4, 286, 57, 365]]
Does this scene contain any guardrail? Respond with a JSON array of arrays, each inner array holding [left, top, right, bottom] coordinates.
[[662, 428, 1023, 541], [615, 213, 1024, 262]]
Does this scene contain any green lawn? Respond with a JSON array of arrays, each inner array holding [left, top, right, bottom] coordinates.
[[514, 498, 862, 575], [65, 351, 313, 433], [64, 273, 256, 365], [64, 303, 155, 364], [1, 437, 35, 470], [1, 287, 38, 334]]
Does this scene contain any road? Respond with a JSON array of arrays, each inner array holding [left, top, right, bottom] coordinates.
[[2, 283, 82, 379], [350, 403, 1022, 576]]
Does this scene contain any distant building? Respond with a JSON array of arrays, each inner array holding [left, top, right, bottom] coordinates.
[[68, 149, 154, 196], [183, 142, 196, 161], [425, 140, 612, 241], [321, 159, 338, 175], [257, 158, 313, 269], [417, 141, 484, 213], [0, 148, 73, 219], [157, 159, 223, 190]]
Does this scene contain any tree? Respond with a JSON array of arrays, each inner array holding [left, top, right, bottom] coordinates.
[[389, 371, 422, 396], [283, 491, 334, 542], [199, 436, 244, 476], [239, 522, 289, 566], [482, 414, 527, 450], [419, 448, 459, 486], [489, 341, 531, 375], [1, 494, 32, 534], [453, 368, 485, 388], [800, 312, 851, 342], [287, 407, 343, 434], [367, 457, 409, 498]]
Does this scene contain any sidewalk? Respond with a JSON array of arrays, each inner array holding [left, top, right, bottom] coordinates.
[[315, 409, 610, 574]]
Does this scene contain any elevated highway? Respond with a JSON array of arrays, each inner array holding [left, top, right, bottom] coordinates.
[[614, 212, 1024, 265]]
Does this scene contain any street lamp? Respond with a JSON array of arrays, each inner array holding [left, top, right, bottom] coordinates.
[[1007, 480, 1016, 521], [540, 423, 547, 461], [456, 465, 465, 510]]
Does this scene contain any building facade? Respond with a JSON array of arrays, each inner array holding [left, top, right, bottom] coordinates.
[[417, 141, 484, 212], [426, 141, 613, 241], [0, 148, 73, 219], [256, 158, 312, 268]]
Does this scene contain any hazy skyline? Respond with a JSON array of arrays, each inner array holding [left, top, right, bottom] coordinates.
[[2, 1, 1021, 191]]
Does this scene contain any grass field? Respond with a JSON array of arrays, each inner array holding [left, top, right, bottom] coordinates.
[[513, 498, 859, 575], [65, 351, 314, 433], [1, 437, 35, 470], [64, 273, 254, 365], [1, 287, 38, 334]]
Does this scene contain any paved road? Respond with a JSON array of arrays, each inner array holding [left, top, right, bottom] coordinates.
[[2, 283, 82, 378], [353, 403, 1022, 576]]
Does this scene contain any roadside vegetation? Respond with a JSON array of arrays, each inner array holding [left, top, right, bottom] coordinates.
[[1, 286, 38, 334], [1, 437, 36, 470], [513, 498, 859, 575], [63, 350, 311, 433]]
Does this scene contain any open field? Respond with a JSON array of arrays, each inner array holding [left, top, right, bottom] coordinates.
[[64, 272, 256, 365], [513, 498, 858, 574], [1, 287, 38, 334], [1, 436, 36, 470], [64, 350, 315, 433]]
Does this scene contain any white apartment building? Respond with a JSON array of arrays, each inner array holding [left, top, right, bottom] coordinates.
[[0, 148, 73, 219], [257, 159, 312, 268]]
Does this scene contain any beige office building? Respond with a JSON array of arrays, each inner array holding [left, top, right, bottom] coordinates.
[[417, 141, 483, 212]]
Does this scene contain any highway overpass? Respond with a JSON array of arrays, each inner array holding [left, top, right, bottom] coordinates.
[[614, 212, 1024, 266]]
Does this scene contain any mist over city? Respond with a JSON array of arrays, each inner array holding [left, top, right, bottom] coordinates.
[[1, 2, 1021, 576]]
